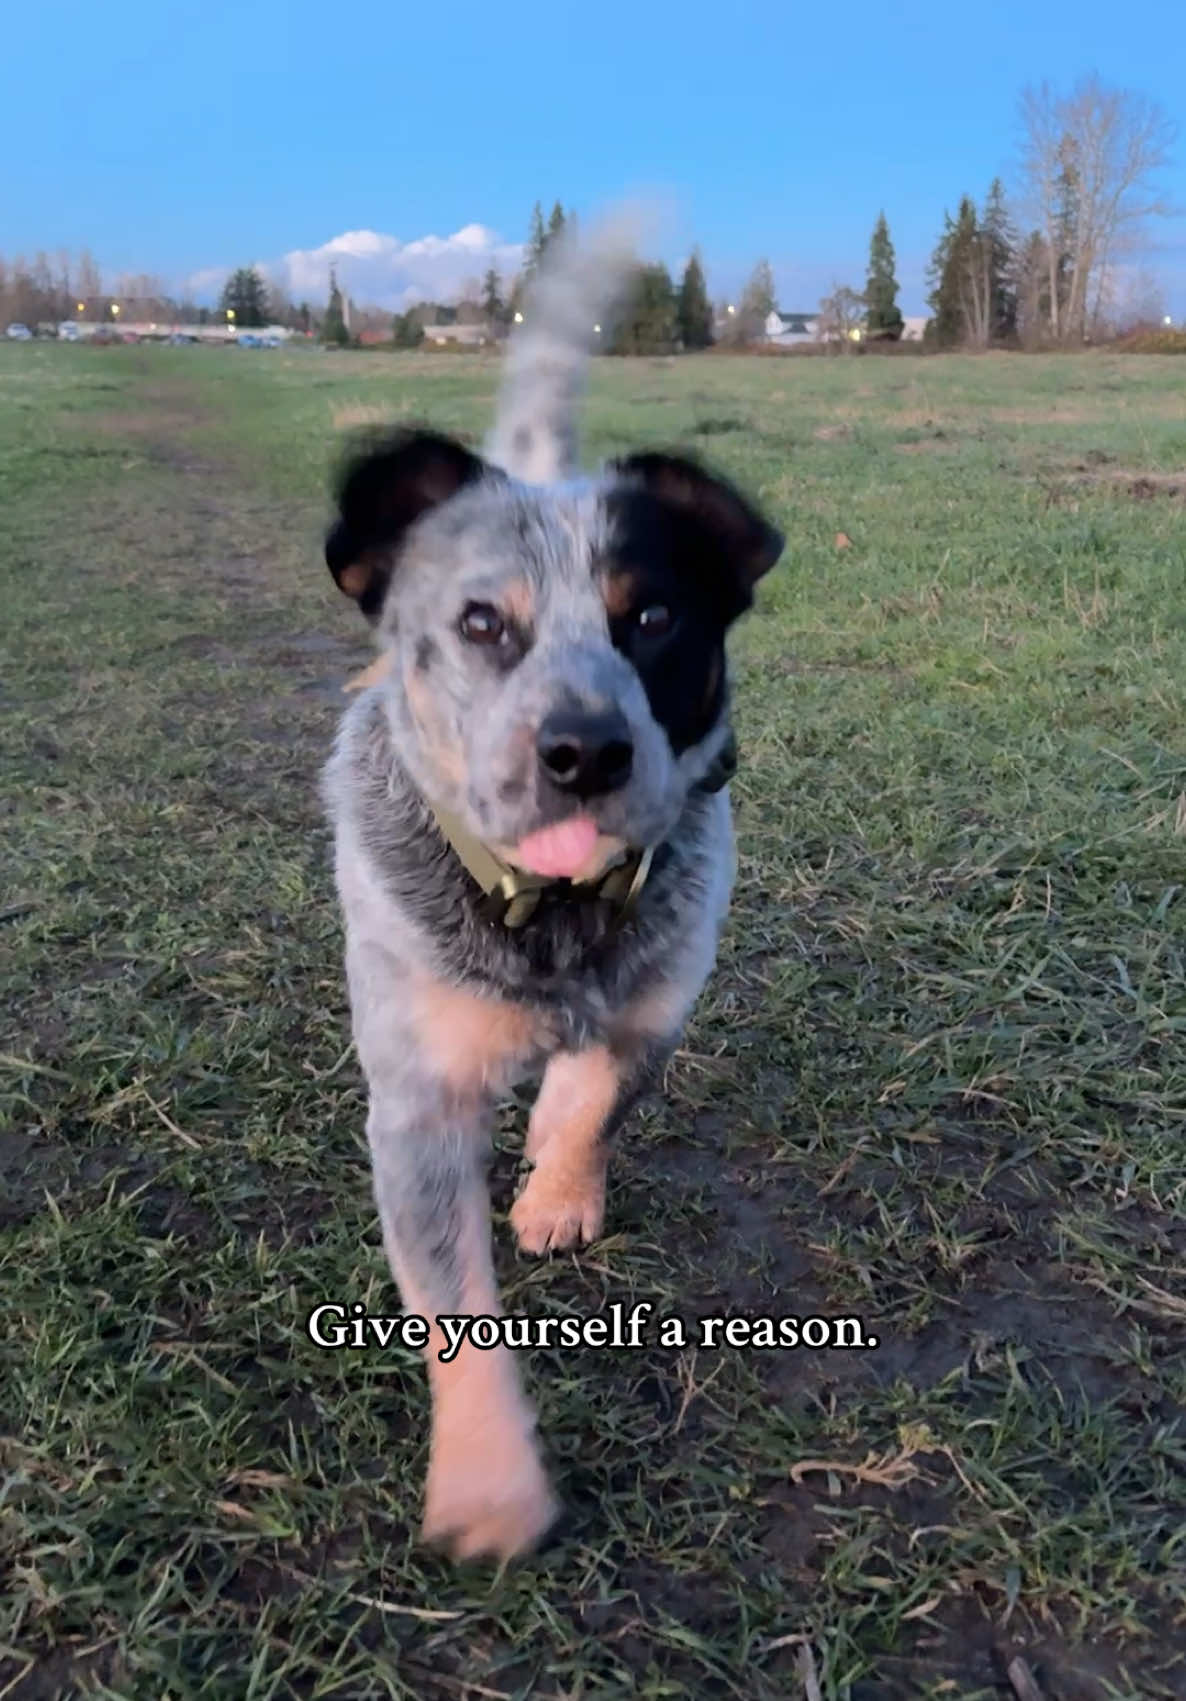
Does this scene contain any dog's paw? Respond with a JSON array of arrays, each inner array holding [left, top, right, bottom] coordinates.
[[511, 1167, 605, 1255], [423, 1424, 559, 1562]]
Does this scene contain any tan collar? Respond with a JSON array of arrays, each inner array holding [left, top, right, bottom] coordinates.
[[428, 802, 653, 929]]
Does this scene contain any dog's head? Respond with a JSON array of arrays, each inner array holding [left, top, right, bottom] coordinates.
[[326, 427, 782, 876]]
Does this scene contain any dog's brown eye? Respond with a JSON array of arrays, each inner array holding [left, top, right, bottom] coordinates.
[[637, 604, 672, 636], [459, 602, 506, 645]]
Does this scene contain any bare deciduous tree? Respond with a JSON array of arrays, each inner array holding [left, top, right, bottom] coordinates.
[[454, 275, 485, 325], [1019, 75, 1176, 344], [76, 249, 103, 305], [1105, 266, 1168, 335], [818, 284, 866, 346]]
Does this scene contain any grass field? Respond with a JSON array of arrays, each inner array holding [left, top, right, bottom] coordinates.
[[2, 342, 1185, 1701]]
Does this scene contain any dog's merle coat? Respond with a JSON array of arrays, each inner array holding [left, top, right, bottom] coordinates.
[[321, 213, 783, 1562]]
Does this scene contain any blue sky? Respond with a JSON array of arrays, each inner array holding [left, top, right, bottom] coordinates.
[[2, 0, 1183, 317]]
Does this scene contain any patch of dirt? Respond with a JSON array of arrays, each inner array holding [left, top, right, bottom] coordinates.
[[895, 439, 958, 455], [1127, 472, 1183, 499], [0, 1133, 168, 1231], [848, 1601, 1162, 1701], [1056, 466, 1184, 502], [91, 406, 205, 439], [813, 422, 852, 441], [761, 655, 911, 682], [330, 401, 405, 431]]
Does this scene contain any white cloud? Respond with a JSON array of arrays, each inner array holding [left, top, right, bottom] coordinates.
[[187, 224, 524, 309]]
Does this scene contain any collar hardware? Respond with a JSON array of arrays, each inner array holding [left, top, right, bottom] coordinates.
[[428, 803, 654, 930], [424, 725, 733, 930]]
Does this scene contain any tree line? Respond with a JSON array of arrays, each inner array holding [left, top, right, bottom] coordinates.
[[0, 248, 323, 334], [0, 250, 175, 330], [927, 76, 1174, 347], [4, 77, 1172, 353]]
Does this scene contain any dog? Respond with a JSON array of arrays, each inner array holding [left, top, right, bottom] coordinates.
[[321, 214, 784, 1562]]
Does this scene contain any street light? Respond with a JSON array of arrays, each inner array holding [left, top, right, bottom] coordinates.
[[593, 323, 601, 334], [726, 304, 736, 315], [76, 302, 86, 315], [1165, 315, 1174, 327], [110, 302, 120, 318], [513, 311, 524, 324]]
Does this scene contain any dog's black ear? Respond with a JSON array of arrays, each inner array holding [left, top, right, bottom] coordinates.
[[326, 428, 490, 620], [609, 451, 784, 595]]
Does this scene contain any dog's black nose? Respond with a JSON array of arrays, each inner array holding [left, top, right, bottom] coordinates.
[[537, 709, 634, 798]]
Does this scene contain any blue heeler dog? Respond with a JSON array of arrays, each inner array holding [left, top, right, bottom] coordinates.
[[321, 212, 784, 1562]]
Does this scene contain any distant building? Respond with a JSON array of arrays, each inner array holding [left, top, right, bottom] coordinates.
[[765, 310, 822, 345], [765, 308, 928, 345], [423, 323, 492, 347], [56, 320, 296, 344]]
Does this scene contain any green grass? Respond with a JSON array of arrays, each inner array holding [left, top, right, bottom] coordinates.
[[2, 341, 1185, 1700]]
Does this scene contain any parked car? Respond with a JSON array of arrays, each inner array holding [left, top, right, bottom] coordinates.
[[58, 321, 81, 342], [5, 323, 32, 340]]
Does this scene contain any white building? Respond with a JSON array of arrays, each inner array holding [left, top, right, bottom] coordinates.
[[765, 310, 822, 345]]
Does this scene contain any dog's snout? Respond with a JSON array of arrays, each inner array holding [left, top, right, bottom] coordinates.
[[537, 708, 634, 799]]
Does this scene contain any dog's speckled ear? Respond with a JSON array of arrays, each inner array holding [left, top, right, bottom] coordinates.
[[609, 450, 784, 591], [326, 428, 491, 620]]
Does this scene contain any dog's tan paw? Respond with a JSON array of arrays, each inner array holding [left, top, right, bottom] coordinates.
[[511, 1168, 605, 1254], [423, 1426, 559, 1562]]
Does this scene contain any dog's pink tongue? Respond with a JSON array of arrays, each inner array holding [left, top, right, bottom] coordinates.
[[514, 815, 599, 879]]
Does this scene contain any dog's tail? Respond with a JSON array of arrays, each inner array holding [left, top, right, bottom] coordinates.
[[484, 205, 651, 485]]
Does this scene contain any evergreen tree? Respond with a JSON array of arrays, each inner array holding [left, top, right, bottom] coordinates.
[[524, 203, 547, 278], [546, 201, 566, 250], [925, 198, 978, 347], [609, 264, 678, 355], [737, 259, 776, 342], [864, 212, 904, 340], [481, 267, 505, 329], [677, 250, 713, 348], [219, 265, 269, 328], [391, 309, 424, 348], [322, 267, 349, 346], [981, 178, 1018, 342]]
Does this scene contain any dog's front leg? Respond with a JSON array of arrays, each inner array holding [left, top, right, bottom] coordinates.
[[511, 1038, 670, 1255], [366, 1086, 559, 1559], [511, 975, 700, 1257]]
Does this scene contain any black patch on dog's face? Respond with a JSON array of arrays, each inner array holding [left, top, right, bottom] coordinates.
[[602, 455, 783, 755], [326, 428, 492, 622], [415, 635, 439, 671]]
